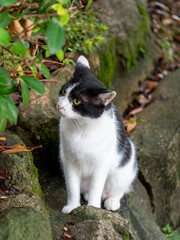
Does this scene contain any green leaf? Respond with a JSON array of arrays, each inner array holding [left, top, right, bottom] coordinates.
[[30, 65, 37, 77], [0, 67, 16, 94], [35, 51, 42, 64], [0, 28, 10, 46], [46, 18, 65, 54], [86, 0, 93, 9], [0, 84, 16, 95], [0, 0, 17, 6], [61, 14, 70, 25], [5, 97, 18, 124], [20, 76, 45, 95], [41, 64, 50, 79], [20, 79, 30, 107], [0, 12, 11, 28], [0, 101, 7, 132], [12, 41, 27, 58], [0, 66, 12, 85], [56, 49, 64, 61]]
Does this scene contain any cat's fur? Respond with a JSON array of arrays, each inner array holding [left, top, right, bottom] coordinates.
[[58, 56, 138, 214]]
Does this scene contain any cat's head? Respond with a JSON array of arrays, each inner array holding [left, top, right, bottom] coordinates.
[[57, 56, 116, 119]]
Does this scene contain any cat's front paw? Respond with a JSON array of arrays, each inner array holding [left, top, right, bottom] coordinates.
[[104, 198, 120, 211], [62, 204, 80, 214]]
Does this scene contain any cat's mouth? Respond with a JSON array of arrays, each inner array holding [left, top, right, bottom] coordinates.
[[58, 110, 66, 117]]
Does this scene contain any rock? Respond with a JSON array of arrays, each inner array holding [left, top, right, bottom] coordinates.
[[92, 0, 160, 70], [69, 219, 121, 240], [89, 0, 161, 114], [0, 132, 51, 239], [69, 206, 134, 240], [0, 207, 51, 240], [130, 69, 180, 227], [18, 69, 73, 173], [120, 179, 165, 240], [40, 176, 165, 240]]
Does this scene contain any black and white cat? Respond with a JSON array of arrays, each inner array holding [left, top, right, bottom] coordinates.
[[57, 56, 138, 214]]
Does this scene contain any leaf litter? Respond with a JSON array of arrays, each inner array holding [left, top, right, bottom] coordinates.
[[123, 0, 180, 134]]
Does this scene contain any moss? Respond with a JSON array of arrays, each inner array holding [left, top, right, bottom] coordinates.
[[113, 224, 130, 240], [117, 2, 149, 71], [97, 37, 116, 89], [71, 208, 100, 221]]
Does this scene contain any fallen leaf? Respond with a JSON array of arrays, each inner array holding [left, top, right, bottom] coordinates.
[[0, 137, 6, 142], [149, 2, 170, 12], [140, 81, 158, 94], [129, 107, 143, 116], [137, 94, 152, 106], [126, 122, 137, 133], [0, 143, 42, 154], [64, 233, 71, 239], [124, 118, 137, 133], [162, 18, 173, 26]]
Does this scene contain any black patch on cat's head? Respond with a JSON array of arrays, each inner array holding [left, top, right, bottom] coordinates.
[[59, 57, 116, 118]]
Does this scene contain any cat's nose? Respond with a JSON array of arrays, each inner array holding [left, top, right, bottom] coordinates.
[[57, 104, 64, 110]]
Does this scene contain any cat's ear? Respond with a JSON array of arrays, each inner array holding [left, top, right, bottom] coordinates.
[[77, 55, 90, 69], [98, 91, 116, 106]]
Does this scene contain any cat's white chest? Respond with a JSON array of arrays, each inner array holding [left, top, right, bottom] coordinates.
[[60, 113, 118, 175]]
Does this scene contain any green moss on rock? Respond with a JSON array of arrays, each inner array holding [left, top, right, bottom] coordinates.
[[97, 37, 116, 89], [117, 2, 149, 70], [0, 207, 52, 240]]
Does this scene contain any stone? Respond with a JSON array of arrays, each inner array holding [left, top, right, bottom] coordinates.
[[18, 68, 73, 173], [0, 132, 52, 239], [120, 179, 165, 240], [89, 0, 161, 114], [40, 176, 165, 240], [130, 69, 180, 227], [70, 219, 122, 240], [0, 207, 51, 240], [92, 0, 158, 70], [70, 206, 134, 240]]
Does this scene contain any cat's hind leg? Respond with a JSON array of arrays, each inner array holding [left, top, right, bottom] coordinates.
[[103, 165, 136, 211], [81, 178, 90, 202]]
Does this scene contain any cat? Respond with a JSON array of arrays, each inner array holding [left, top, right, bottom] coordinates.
[[57, 55, 138, 214]]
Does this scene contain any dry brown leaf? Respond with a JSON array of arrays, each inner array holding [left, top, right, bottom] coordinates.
[[24, 19, 33, 37], [64, 233, 71, 239], [0, 137, 6, 142], [2, 148, 30, 154], [126, 122, 137, 133], [123, 118, 137, 133], [140, 81, 158, 93], [137, 94, 152, 106], [129, 107, 143, 116], [9, 20, 24, 35], [0, 143, 42, 154], [162, 18, 173, 26]]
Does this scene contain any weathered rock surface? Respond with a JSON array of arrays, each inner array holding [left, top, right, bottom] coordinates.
[[0, 132, 51, 239], [93, 0, 151, 70], [90, 0, 161, 114], [18, 69, 72, 173], [41, 176, 165, 240], [130, 69, 180, 227], [0, 207, 51, 240]]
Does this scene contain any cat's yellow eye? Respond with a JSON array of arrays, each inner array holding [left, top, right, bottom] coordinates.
[[73, 98, 81, 106], [62, 89, 66, 96]]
